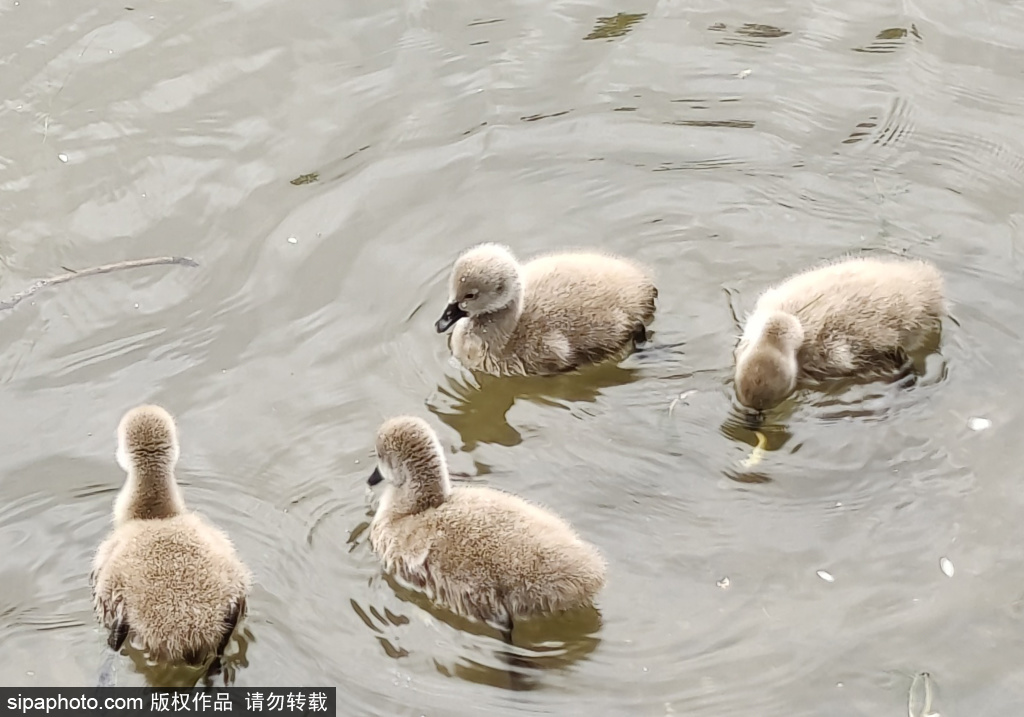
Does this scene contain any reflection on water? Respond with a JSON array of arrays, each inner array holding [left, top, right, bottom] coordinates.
[[583, 13, 647, 42], [347, 541, 602, 693], [121, 626, 253, 688], [428, 362, 645, 449], [709, 22, 792, 48], [441, 611, 603, 693], [720, 408, 794, 484], [376, 576, 602, 693], [860, 25, 921, 54]]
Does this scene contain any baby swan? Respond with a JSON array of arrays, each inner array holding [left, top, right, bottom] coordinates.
[[367, 416, 607, 636], [91, 405, 251, 677], [734, 256, 945, 411], [436, 243, 657, 376]]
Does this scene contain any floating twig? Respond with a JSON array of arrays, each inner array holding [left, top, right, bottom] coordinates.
[[0, 256, 198, 312]]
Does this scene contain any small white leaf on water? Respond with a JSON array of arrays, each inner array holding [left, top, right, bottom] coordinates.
[[738, 68, 752, 78], [816, 570, 835, 583], [909, 671, 938, 717], [57, 153, 68, 162], [716, 577, 730, 589], [967, 417, 991, 431], [940, 557, 954, 578], [668, 390, 697, 416], [287, 236, 298, 244]]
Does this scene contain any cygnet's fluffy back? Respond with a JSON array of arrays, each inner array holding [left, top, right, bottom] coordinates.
[[368, 416, 606, 629], [438, 243, 657, 376], [92, 513, 251, 663], [92, 405, 251, 666]]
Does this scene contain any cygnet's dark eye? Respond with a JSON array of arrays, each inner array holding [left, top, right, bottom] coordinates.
[[464, 290, 479, 301]]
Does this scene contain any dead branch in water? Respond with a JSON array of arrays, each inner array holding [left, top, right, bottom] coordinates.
[[0, 256, 199, 312]]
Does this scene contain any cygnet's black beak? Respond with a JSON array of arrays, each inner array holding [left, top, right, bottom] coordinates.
[[435, 302, 467, 333], [741, 408, 766, 430], [367, 467, 384, 486]]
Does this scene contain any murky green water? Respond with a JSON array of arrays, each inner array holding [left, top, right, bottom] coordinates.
[[3, 0, 1024, 714]]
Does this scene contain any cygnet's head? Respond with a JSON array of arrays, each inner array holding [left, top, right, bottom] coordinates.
[[435, 244, 522, 333], [734, 311, 804, 411], [116, 404, 180, 475], [368, 416, 450, 511]]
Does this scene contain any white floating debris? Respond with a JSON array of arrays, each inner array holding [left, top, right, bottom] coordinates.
[[939, 557, 954, 578], [287, 236, 298, 244], [667, 390, 697, 416], [816, 569, 835, 583], [716, 577, 730, 589], [967, 417, 991, 431], [57, 153, 68, 162], [738, 68, 752, 79], [908, 671, 937, 717]]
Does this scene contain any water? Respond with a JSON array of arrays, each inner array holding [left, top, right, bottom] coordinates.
[[2, 0, 1024, 714]]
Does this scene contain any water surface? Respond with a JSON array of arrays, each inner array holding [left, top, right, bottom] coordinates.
[[2, 0, 1024, 714]]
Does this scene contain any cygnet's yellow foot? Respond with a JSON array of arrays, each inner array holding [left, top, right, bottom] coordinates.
[[740, 431, 769, 468]]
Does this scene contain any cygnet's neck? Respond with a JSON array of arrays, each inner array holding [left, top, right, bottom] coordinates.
[[114, 463, 186, 525], [471, 281, 524, 351], [414, 478, 450, 515], [745, 310, 804, 348], [383, 463, 451, 519]]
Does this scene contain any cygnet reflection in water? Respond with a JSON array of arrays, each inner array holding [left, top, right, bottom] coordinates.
[[378, 574, 603, 692], [428, 361, 645, 449]]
